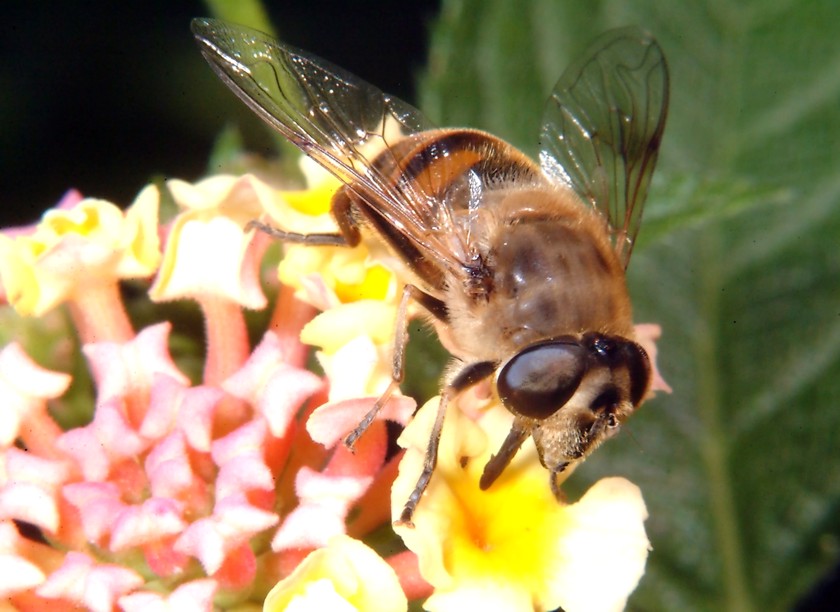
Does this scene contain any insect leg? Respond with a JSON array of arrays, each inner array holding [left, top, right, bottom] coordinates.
[[344, 282, 419, 449], [246, 219, 348, 246], [397, 359, 497, 527], [246, 184, 364, 246]]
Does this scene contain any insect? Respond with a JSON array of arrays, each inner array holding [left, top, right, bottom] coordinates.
[[192, 18, 669, 525]]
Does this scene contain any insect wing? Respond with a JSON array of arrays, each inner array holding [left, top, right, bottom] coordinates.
[[191, 18, 473, 271], [539, 26, 669, 267]]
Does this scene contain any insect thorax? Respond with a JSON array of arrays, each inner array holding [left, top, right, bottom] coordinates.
[[443, 186, 634, 363]]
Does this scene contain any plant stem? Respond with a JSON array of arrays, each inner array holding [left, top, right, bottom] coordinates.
[[695, 228, 753, 612]]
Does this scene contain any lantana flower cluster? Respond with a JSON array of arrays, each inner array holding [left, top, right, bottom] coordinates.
[[0, 157, 665, 611]]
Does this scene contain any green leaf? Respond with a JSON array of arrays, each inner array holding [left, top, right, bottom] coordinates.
[[420, 0, 840, 609]]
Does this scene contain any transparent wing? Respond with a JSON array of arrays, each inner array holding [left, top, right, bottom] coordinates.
[[539, 26, 669, 267], [191, 18, 473, 273]]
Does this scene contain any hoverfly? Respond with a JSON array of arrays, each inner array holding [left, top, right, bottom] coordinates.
[[192, 18, 669, 525]]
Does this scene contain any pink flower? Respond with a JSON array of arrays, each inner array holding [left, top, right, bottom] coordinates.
[[0, 521, 48, 597], [175, 495, 279, 579], [142, 377, 222, 452], [36, 551, 144, 612], [119, 578, 218, 612], [634, 322, 673, 396], [0, 342, 70, 453], [223, 331, 324, 437], [0, 158, 669, 610], [272, 466, 374, 551], [83, 322, 188, 408], [110, 497, 187, 552], [0, 238, 328, 608]]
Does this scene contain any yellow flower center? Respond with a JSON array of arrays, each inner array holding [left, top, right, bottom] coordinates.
[[280, 178, 340, 216], [441, 457, 567, 591]]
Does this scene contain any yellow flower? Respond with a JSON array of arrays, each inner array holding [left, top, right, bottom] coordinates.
[[0, 187, 160, 316], [270, 157, 398, 311], [262, 154, 401, 401], [278, 245, 395, 308], [263, 535, 406, 612], [300, 301, 397, 403], [150, 175, 273, 308], [268, 156, 341, 218], [301, 301, 397, 356], [393, 398, 650, 612]]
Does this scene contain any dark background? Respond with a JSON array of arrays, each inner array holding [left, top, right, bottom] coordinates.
[[1, 1, 438, 227]]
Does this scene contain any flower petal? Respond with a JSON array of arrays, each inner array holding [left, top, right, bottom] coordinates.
[[211, 420, 275, 500], [634, 323, 672, 396], [175, 496, 277, 575], [263, 535, 406, 612], [144, 432, 205, 501], [0, 521, 49, 595], [109, 497, 187, 552], [119, 579, 217, 612], [306, 395, 415, 448], [550, 478, 650, 612], [271, 467, 371, 551], [57, 399, 147, 481], [0, 448, 69, 533], [311, 335, 394, 402], [150, 175, 268, 307], [0, 552, 46, 596], [0, 343, 71, 447], [83, 322, 187, 405], [301, 302, 396, 356], [36, 551, 144, 612], [223, 331, 323, 438], [142, 375, 221, 450], [62, 482, 125, 544]]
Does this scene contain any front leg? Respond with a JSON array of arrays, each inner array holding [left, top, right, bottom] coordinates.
[[343, 283, 438, 449], [396, 359, 497, 527]]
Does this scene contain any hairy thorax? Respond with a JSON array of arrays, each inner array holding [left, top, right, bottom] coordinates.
[[443, 187, 635, 363]]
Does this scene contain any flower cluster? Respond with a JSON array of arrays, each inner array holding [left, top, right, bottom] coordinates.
[[0, 157, 666, 611]]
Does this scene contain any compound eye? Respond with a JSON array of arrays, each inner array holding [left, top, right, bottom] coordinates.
[[497, 340, 587, 419]]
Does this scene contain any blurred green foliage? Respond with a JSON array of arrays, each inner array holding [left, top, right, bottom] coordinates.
[[419, 0, 840, 609]]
